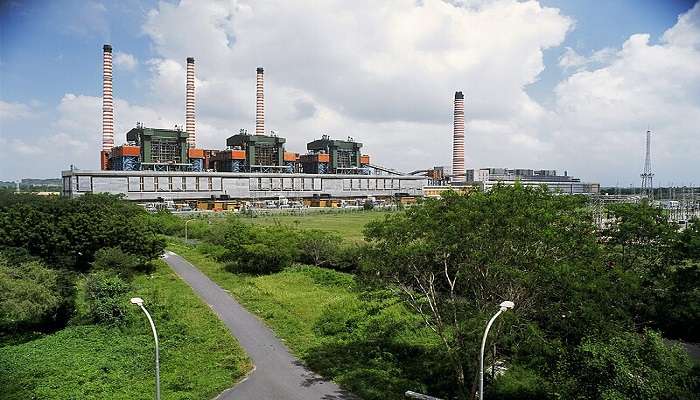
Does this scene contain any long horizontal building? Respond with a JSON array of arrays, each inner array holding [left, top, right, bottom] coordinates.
[[475, 168, 600, 194], [61, 169, 427, 201]]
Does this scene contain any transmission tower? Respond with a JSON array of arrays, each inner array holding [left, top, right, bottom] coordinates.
[[640, 129, 654, 199]]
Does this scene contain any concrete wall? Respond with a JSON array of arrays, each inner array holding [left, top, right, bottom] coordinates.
[[62, 170, 427, 201]]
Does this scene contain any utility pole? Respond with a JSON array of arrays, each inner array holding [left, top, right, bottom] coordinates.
[[640, 130, 654, 199]]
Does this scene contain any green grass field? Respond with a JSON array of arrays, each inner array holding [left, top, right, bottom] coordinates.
[[166, 240, 443, 400], [239, 210, 393, 242], [166, 241, 356, 356], [0, 260, 250, 400]]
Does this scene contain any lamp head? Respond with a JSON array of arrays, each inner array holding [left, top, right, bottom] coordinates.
[[130, 297, 144, 306], [499, 301, 515, 311]]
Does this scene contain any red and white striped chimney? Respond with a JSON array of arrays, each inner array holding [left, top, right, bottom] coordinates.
[[102, 44, 114, 152], [186, 57, 195, 147], [255, 67, 264, 135], [452, 91, 465, 182]]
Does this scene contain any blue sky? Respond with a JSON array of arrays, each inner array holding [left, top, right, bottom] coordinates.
[[1, 0, 699, 185]]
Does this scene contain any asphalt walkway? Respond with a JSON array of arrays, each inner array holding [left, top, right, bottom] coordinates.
[[162, 251, 356, 400]]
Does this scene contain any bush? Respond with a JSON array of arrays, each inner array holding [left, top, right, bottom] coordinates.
[[84, 272, 131, 325], [0, 256, 63, 333], [561, 330, 698, 400], [225, 227, 299, 274], [92, 247, 150, 277], [298, 229, 342, 267], [212, 220, 300, 274]]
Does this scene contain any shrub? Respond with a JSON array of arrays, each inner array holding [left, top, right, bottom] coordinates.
[[298, 229, 342, 267], [219, 223, 299, 274], [226, 229, 299, 274], [562, 330, 698, 400], [330, 243, 365, 272], [84, 272, 131, 324], [92, 247, 149, 277], [0, 256, 63, 333]]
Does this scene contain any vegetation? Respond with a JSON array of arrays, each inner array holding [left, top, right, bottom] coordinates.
[[165, 185, 700, 399], [0, 260, 250, 400], [360, 187, 699, 399], [0, 193, 250, 399], [0, 255, 64, 332], [167, 241, 448, 399]]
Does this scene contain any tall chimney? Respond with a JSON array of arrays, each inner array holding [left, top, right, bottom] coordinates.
[[452, 91, 465, 182], [255, 67, 264, 135], [102, 44, 114, 153], [186, 57, 195, 147]]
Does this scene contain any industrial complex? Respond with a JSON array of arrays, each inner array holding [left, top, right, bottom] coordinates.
[[61, 44, 599, 207]]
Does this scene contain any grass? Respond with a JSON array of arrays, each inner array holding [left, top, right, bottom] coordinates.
[[0, 260, 251, 400], [166, 240, 356, 356], [165, 240, 445, 400], [238, 210, 393, 242]]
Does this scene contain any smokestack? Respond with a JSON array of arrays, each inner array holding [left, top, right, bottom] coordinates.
[[256, 67, 264, 135], [102, 44, 114, 154], [452, 91, 465, 182], [186, 57, 195, 147]]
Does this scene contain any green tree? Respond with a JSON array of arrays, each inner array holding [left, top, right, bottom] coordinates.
[[562, 330, 697, 400], [0, 193, 164, 270], [0, 255, 63, 333], [361, 185, 612, 398]]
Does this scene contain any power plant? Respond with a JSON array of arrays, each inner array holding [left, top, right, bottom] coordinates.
[[61, 44, 599, 207]]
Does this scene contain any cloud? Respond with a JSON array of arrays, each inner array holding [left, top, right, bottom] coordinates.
[[549, 3, 700, 183], [0, 100, 33, 121], [113, 51, 137, 70], [2, 0, 699, 186]]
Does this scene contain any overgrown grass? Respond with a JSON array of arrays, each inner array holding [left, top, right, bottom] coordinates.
[[0, 260, 250, 400], [166, 240, 447, 399], [167, 240, 355, 355], [238, 210, 392, 242]]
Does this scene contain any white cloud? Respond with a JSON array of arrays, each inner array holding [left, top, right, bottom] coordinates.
[[2, 0, 699, 185], [0, 100, 33, 121], [113, 51, 138, 70], [549, 3, 700, 183]]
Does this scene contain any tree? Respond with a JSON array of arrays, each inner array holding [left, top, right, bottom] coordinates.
[[361, 185, 610, 398], [0, 255, 63, 333], [298, 229, 342, 267], [0, 193, 164, 271], [563, 330, 697, 400]]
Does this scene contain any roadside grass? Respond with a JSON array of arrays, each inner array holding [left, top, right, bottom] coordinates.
[[0, 259, 250, 400], [238, 210, 393, 242], [166, 240, 355, 355], [166, 240, 446, 399]]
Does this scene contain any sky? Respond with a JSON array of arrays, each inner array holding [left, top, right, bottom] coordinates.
[[0, 0, 698, 186]]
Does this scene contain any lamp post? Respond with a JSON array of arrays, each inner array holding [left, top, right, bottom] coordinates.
[[479, 301, 514, 400], [131, 297, 160, 400], [184, 219, 193, 242]]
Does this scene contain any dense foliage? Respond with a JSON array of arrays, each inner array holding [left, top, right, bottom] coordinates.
[[201, 215, 361, 274], [0, 254, 64, 331], [84, 272, 131, 325], [361, 185, 699, 399], [0, 193, 164, 334], [0, 192, 164, 270]]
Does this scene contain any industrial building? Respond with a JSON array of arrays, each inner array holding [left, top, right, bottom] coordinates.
[[63, 44, 425, 202], [62, 44, 599, 203]]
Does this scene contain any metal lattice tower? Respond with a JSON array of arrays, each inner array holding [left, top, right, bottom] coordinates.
[[640, 129, 654, 198]]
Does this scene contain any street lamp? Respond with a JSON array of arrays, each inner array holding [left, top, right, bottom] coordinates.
[[184, 219, 193, 242], [479, 300, 514, 400], [131, 297, 160, 400]]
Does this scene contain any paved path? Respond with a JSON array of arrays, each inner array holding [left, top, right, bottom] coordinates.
[[162, 251, 356, 400]]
